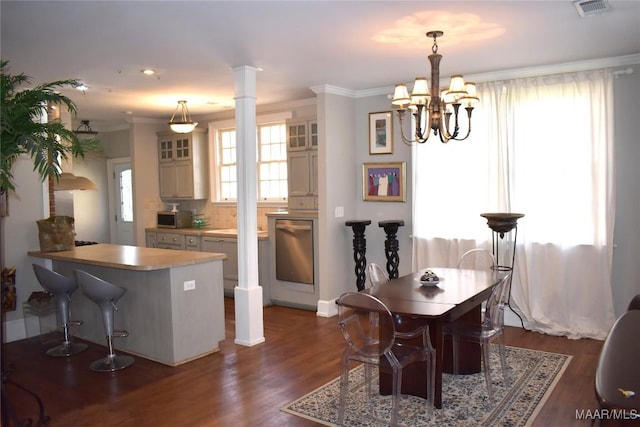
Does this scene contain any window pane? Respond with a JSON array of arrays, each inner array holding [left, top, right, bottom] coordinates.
[[120, 169, 133, 222], [215, 122, 287, 201]]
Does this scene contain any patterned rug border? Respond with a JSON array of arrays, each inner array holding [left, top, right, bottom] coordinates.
[[281, 346, 572, 427]]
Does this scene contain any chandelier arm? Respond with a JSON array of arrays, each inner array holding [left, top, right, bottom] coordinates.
[[414, 106, 431, 144], [397, 110, 431, 145], [444, 104, 462, 140], [450, 107, 474, 141]]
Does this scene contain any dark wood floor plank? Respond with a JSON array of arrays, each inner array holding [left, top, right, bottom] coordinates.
[[2, 298, 603, 426]]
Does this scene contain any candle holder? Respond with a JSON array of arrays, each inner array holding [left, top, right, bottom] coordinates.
[[345, 220, 372, 291], [480, 213, 525, 328], [378, 220, 405, 279]]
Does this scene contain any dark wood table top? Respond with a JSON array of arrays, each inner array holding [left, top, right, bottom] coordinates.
[[365, 267, 507, 318]]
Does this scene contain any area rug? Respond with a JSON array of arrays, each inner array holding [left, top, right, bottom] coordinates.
[[281, 346, 571, 426]]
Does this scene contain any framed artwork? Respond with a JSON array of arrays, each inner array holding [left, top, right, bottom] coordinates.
[[369, 111, 393, 155], [362, 162, 406, 202]]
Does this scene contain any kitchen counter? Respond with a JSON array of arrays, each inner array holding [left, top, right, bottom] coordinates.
[[29, 244, 226, 366], [146, 227, 269, 239], [265, 210, 318, 219], [28, 243, 225, 271]]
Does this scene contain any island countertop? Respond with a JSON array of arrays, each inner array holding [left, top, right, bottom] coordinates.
[[28, 243, 226, 271]]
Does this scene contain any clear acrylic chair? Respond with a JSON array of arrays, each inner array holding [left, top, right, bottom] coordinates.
[[32, 264, 88, 357], [457, 248, 496, 270], [364, 262, 389, 289], [336, 292, 435, 426], [443, 274, 511, 404]]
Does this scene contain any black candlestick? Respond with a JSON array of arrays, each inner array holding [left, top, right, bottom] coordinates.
[[345, 220, 371, 291], [378, 220, 405, 279]]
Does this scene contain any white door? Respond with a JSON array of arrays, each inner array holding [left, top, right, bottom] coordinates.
[[111, 160, 134, 245]]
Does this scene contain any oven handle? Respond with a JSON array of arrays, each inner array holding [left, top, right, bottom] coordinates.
[[275, 224, 312, 231]]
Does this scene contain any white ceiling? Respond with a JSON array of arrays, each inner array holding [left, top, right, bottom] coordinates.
[[2, 1, 639, 130]]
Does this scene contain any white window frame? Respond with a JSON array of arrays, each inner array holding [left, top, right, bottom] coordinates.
[[209, 112, 292, 205]]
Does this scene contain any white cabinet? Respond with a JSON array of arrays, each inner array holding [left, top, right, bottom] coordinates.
[[145, 231, 157, 248], [185, 235, 201, 251], [155, 231, 186, 250], [202, 237, 238, 293], [201, 237, 270, 299], [286, 119, 318, 211], [157, 128, 208, 200]]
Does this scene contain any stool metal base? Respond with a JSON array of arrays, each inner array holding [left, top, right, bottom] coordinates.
[[46, 342, 88, 357], [90, 354, 135, 372]]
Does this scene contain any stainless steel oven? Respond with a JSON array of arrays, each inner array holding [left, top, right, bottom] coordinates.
[[275, 219, 314, 285]]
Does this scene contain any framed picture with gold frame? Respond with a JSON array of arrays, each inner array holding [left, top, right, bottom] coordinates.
[[369, 111, 393, 154], [362, 161, 406, 202]]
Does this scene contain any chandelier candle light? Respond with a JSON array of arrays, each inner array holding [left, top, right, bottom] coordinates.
[[169, 100, 198, 133], [392, 31, 478, 144]]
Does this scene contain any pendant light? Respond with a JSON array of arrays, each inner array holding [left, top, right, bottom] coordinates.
[[168, 100, 198, 133]]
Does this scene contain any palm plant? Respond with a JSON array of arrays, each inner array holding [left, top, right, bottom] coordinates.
[[0, 59, 100, 194]]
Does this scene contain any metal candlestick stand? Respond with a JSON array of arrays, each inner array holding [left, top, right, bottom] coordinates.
[[480, 213, 525, 329]]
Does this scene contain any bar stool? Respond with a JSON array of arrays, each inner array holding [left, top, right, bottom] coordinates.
[[32, 264, 88, 357], [74, 270, 134, 372]]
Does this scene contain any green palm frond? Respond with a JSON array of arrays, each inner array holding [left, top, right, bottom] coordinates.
[[1, 59, 100, 191]]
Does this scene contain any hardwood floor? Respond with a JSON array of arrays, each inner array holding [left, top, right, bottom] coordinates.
[[2, 298, 603, 426]]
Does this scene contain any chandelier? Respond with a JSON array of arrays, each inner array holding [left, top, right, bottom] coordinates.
[[73, 120, 98, 138], [168, 100, 198, 133], [391, 31, 478, 144]]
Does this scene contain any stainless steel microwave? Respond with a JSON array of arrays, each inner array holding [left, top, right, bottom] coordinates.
[[157, 211, 192, 229]]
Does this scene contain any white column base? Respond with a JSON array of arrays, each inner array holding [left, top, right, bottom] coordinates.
[[233, 285, 265, 346], [316, 298, 338, 318]]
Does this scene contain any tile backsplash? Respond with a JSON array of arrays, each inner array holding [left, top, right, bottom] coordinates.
[[157, 199, 278, 231]]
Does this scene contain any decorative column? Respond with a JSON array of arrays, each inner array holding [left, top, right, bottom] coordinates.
[[480, 212, 525, 328], [233, 65, 265, 347], [378, 220, 404, 279], [345, 220, 371, 291]]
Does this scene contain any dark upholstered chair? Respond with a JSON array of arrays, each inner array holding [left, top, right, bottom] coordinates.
[[627, 294, 640, 311]]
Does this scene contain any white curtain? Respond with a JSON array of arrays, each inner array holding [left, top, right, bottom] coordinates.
[[412, 69, 616, 339]]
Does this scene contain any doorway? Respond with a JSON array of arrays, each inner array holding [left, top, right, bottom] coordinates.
[[107, 157, 134, 245]]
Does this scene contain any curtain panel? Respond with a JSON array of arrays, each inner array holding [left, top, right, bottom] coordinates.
[[412, 69, 616, 339]]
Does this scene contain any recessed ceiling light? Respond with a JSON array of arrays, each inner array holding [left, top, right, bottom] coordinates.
[[76, 84, 88, 91], [141, 68, 156, 76]]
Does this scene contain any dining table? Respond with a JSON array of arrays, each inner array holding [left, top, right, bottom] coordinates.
[[363, 267, 508, 408]]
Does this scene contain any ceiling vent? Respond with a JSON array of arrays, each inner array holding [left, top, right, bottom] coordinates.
[[574, 0, 611, 17]]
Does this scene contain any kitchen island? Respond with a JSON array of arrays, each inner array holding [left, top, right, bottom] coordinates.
[[28, 244, 226, 366]]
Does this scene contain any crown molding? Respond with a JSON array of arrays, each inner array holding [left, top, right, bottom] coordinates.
[[356, 54, 640, 99], [310, 84, 357, 97]]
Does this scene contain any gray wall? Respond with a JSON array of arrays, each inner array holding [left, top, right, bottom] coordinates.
[[611, 64, 640, 315]]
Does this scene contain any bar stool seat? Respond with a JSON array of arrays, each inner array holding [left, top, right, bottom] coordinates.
[[74, 270, 134, 372], [32, 264, 88, 357]]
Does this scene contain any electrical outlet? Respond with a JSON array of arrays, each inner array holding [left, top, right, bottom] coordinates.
[[183, 280, 196, 291]]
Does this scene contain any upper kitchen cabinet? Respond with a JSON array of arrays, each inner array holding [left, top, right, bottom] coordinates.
[[157, 129, 209, 200], [287, 119, 318, 211], [287, 119, 318, 151]]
